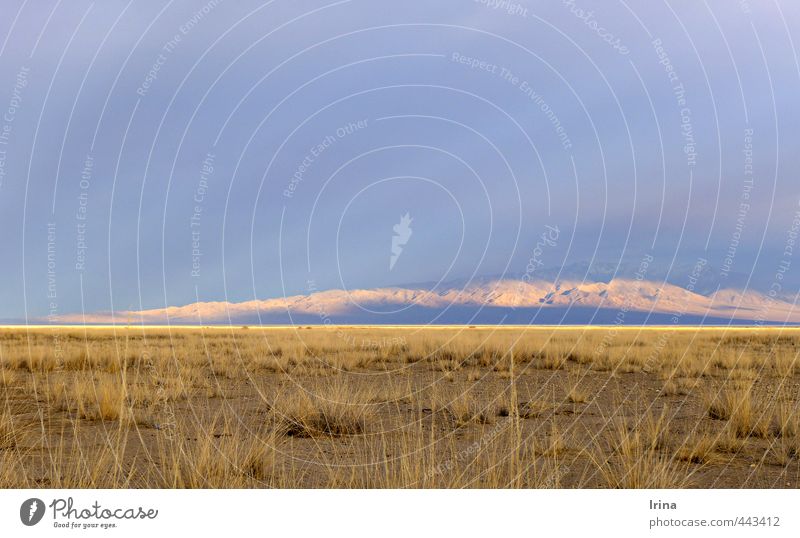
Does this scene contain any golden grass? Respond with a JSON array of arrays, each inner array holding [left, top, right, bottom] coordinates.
[[662, 377, 697, 396], [769, 436, 800, 466], [771, 402, 799, 438], [675, 433, 719, 465], [0, 326, 798, 488], [0, 368, 17, 387], [164, 421, 282, 488], [565, 372, 589, 404], [597, 450, 691, 489], [269, 378, 375, 438], [437, 389, 494, 426], [0, 409, 16, 449], [593, 421, 689, 488], [705, 383, 776, 438]]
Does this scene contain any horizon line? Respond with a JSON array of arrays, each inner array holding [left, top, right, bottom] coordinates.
[[2, 324, 799, 331]]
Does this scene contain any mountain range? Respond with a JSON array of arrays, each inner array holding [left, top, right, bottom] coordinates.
[[60, 274, 800, 326]]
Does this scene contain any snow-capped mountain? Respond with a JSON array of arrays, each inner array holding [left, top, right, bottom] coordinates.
[[61, 277, 800, 325]]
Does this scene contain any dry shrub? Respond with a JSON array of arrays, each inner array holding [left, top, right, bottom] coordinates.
[[349, 416, 556, 488], [159, 363, 200, 398], [35, 420, 136, 488], [728, 367, 757, 381], [430, 348, 460, 366], [566, 348, 595, 365]]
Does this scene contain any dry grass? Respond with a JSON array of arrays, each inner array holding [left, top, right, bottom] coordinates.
[[0, 409, 16, 449], [598, 451, 691, 488], [0, 368, 17, 387], [675, 433, 719, 464], [565, 373, 589, 403], [164, 421, 283, 487], [706, 386, 748, 421], [769, 436, 800, 466], [593, 413, 690, 488], [270, 379, 375, 437], [771, 402, 799, 438], [705, 383, 773, 438], [0, 326, 798, 488], [662, 377, 697, 396], [437, 389, 494, 426]]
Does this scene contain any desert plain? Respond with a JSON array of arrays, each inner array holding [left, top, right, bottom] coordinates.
[[0, 325, 798, 488]]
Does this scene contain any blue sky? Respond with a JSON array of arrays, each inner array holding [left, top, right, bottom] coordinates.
[[0, 0, 798, 320]]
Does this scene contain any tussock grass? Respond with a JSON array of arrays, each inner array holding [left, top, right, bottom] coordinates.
[[536, 351, 568, 371], [437, 389, 493, 426], [662, 377, 697, 396], [270, 379, 375, 437], [705, 383, 775, 438], [770, 436, 800, 466], [674, 433, 719, 464], [610, 411, 669, 457], [593, 411, 690, 488], [565, 372, 589, 403], [165, 421, 282, 487], [596, 450, 691, 488], [771, 402, 799, 438]]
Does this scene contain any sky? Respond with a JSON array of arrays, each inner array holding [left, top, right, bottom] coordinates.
[[0, 0, 799, 321]]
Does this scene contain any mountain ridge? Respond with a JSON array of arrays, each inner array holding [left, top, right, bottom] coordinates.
[[58, 276, 800, 325]]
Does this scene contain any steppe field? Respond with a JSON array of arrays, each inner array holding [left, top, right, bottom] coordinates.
[[1, 326, 798, 488]]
